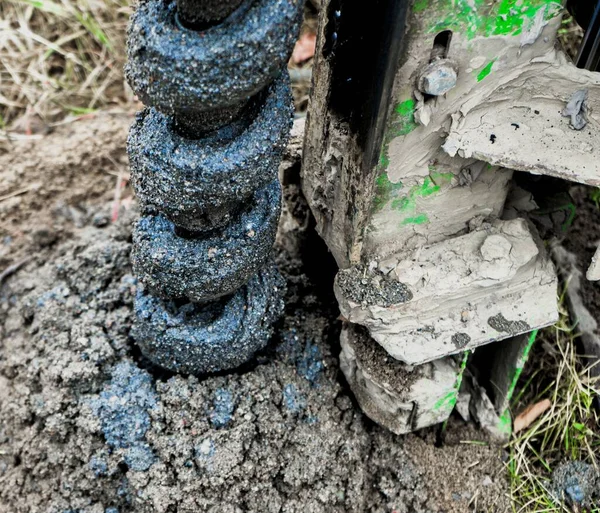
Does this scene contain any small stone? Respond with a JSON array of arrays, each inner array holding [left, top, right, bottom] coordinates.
[[197, 438, 213, 456], [31, 227, 57, 248], [92, 212, 110, 227]]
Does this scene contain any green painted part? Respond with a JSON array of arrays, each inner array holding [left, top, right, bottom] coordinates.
[[534, 202, 577, 232], [425, 0, 563, 41], [433, 351, 470, 412], [372, 172, 403, 212], [413, 0, 429, 13], [498, 409, 513, 435], [433, 390, 457, 411], [392, 99, 419, 137], [402, 214, 429, 225], [562, 203, 576, 232], [476, 59, 496, 82], [504, 330, 538, 408]]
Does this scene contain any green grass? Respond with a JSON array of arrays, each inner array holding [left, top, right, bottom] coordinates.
[[589, 188, 600, 210], [507, 304, 600, 512], [0, 0, 315, 131]]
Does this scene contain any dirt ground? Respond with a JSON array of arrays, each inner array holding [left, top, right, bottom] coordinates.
[[0, 113, 512, 512]]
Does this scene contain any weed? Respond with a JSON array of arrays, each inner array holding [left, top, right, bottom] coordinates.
[[507, 305, 600, 512], [589, 188, 600, 210]]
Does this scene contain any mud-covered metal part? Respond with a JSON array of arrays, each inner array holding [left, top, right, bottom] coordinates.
[[126, 0, 302, 374], [125, 0, 303, 114], [176, 0, 245, 30], [339, 323, 463, 435], [132, 181, 281, 303], [128, 74, 294, 232], [303, 0, 600, 436], [570, 0, 600, 70], [133, 262, 285, 375]]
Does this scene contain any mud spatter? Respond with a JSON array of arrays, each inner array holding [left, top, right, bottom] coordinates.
[[91, 362, 157, 471], [337, 265, 413, 307], [451, 333, 471, 349], [487, 313, 530, 335]]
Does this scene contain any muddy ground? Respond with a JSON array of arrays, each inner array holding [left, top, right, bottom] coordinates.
[[1, 113, 512, 512]]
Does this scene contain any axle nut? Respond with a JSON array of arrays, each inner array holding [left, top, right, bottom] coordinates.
[[417, 60, 458, 96]]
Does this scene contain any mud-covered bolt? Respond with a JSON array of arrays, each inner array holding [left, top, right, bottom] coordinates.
[[417, 60, 458, 96]]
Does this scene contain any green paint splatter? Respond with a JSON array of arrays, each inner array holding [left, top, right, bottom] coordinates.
[[434, 351, 470, 411], [371, 99, 420, 211], [430, 170, 454, 184], [390, 175, 452, 225], [413, 0, 429, 13], [402, 214, 429, 225], [372, 173, 403, 212], [392, 177, 441, 212], [476, 59, 496, 82], [392, 99, 419, 137], [425, 0, 562, 41], [374, 99, 416, 173]]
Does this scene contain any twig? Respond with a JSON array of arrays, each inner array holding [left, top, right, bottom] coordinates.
[[0, 184, 36, 203], [0, 256, 31, 284], [111, 165, 126, 222]]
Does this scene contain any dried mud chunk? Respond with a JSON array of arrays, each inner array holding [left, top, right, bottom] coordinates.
[[339, 323, 459, 435], [336, 265, 412, 307]]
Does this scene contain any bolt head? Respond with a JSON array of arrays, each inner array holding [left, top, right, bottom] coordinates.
[[418, 61, 458, 96]]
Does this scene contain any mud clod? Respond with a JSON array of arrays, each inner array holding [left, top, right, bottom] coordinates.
[[336, 265, 413, 307], [550, 461, 600, 509], [487, 313, 530, 335], [91, 362, 158, 471], [451, 332, 471, 349], [562, 89, 588, 130]]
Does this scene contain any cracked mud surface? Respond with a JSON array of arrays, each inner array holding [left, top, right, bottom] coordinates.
[[1, 114, 510, 512]]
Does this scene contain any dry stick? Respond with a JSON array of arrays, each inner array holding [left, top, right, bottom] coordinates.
[[111, 165, 126, 222], [0, 184, 36, 203], [0, 256, 31, 284]]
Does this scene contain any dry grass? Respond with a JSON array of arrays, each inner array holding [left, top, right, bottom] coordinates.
[[0, 0, 316, 134], [0, 0, 132, 132], [508, 297, 600, 512]]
